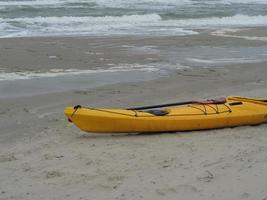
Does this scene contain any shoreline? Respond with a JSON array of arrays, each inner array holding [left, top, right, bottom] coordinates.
[[1, 27, 267, 99], [1, 27, 267, 72]]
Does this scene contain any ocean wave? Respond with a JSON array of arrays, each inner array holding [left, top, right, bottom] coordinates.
[[215, 0, 267, 4], [0, 0, 267, 10], [0, 0, 191, 7], [95, 0, 267, 8], [1, 0, 266, 8], [171, 14, 267, 27], [0, 0, 91, 6], [0, 14, 197, 37], [2, 14, 267, 27], [1, 14, 267, 38], [95, 0, 192, 9], [1, 14, 162, 24]]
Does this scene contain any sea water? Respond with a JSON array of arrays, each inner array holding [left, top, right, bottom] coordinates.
[[1, 0, 267, 38]]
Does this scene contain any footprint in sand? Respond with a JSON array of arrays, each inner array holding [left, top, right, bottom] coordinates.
[[45, 170, 64, 179], [156, 185, 199, 196], [196, 170, 214, 182], [241, 192, 251, 199], [0, 153, 17, 163]]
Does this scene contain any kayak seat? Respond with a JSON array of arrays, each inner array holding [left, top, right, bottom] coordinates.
[[146, 109, 169, 116]]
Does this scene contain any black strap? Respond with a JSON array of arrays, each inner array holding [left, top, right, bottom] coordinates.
[[71, 105, 82, 117], [127, 101, 192, 110]]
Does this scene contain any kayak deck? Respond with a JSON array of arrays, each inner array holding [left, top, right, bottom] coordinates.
[[64, 96, 267, 133]]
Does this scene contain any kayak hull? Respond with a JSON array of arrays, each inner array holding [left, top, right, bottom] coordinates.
[[64, 96, 267, 134]]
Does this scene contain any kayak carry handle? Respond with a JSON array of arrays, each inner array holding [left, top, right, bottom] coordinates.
[[71, 105, 82, 117]]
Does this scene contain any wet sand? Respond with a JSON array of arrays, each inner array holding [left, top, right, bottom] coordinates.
[[1, 28, 267, 200]]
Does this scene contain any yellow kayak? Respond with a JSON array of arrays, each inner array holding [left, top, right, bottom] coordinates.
[[64, 96, 267, 134]]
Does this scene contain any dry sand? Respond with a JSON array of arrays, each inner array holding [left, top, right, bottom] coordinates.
[[1, 29, 267, 200]]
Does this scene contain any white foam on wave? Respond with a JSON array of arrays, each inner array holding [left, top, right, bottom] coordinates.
[[0, 62, 191, 81], [2, 0, 266, 7], [96, 0, 192, 9], [2, 14, 161, 24], [215, 0, 267, 4], [95, 0, 267, 8], [169, 14, 267, 27], [212, 28, 267, 41], [0, 65, 160, 81], [187, 57, 266, 65], [5, 14, 267, 28], [0, 0, 91, 6], [0, 14, 197, 38], [1, 14, 267, 38]]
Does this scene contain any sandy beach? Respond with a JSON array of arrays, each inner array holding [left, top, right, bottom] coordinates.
[[1, 28, 267, 200]]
